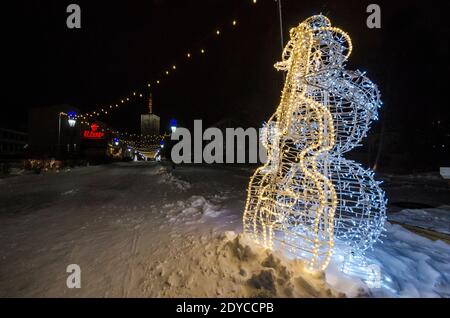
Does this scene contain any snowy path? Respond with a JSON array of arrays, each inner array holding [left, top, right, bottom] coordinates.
[[0, 163, 449, 297], [0, 163, 249, 297]]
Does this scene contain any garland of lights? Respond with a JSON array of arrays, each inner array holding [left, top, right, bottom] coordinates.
[[243, 15, 386, 272], [78, 19, 241, 122], [77, 1, 264, 135]]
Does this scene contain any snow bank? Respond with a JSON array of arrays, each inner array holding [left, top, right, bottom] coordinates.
[[382, 172, 444, 181], [363, 222, 450, 297], [157, 222, 450, 298], [325, 222, 450, 297], [388, 206, 450, 234], [153, 166, 191, 191], [143, 231, 344, 297], [164, 196, 225, 224]]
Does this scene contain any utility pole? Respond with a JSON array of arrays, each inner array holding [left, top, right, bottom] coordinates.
[[276, 0, 286, 82], [277, 0, 284, 53], [57, 112, 62, 159]]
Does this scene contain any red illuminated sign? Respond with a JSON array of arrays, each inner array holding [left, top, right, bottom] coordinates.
[[82, 123, 105, 139]]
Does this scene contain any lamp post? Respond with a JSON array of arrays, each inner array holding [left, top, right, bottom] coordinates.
[[57, 111, 77, 158], [169, 119, 177, 134], [276, 0, 285, 82], [276, 0, 284, 53], [68, 111, 77, 128]]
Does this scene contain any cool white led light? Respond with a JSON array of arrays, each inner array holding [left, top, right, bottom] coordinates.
[[243, 15, 386, 272]]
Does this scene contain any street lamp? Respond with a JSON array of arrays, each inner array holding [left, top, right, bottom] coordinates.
[[169, 119, 177, 133], [58, 111, 77, 158], [68, 111, 77, 128]]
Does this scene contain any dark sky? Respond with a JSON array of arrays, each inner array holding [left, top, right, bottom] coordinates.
[[1, 0, 449, 167]]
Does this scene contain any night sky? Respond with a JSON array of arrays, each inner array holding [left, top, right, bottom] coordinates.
[[1, 0, 449, 169]]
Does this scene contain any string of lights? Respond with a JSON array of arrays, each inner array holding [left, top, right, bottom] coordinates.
[[78, 20, 246, 122], [77, 21, 238, 134], [78, 1, 263, 123], [77, 118, 167, 149], [77, 0, 263, 139]]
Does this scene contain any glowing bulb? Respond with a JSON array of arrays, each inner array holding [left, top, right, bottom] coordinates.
[[68, 119, 76, 127], [201, 49, 205, 54], [216, 30, 220, 35], [187, 52, 191, 58], [232, 20, 237, 26]]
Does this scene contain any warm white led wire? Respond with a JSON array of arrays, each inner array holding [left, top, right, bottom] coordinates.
[[243, 15, 386, 272]]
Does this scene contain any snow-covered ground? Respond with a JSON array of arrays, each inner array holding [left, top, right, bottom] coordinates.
[[0, 162, 449, 297], [388, 206, 450, 235]]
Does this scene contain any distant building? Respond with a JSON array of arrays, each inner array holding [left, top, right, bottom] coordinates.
[[141, 93, 160, 136], [79, 121, 116, 163], [0, 128, 28, 158], [27, 105, 132, 163], [141, 114, 160, 136], [28, 105, 81, 158]]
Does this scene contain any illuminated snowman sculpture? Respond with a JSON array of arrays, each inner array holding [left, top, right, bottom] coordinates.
[[243, 15, 387, 272]]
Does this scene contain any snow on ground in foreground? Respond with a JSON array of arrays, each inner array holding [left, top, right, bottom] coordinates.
[[164, 195, 225, 224], [326, 222, 450, 297], [160, 168, 450, 298], [388, 206, 450, 235], [158, 219, 450, 298], [145, 231, 342, 297], [0, 163, 449, 297], [154, 166, 192, 191], [369, 223, 450, 297]]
